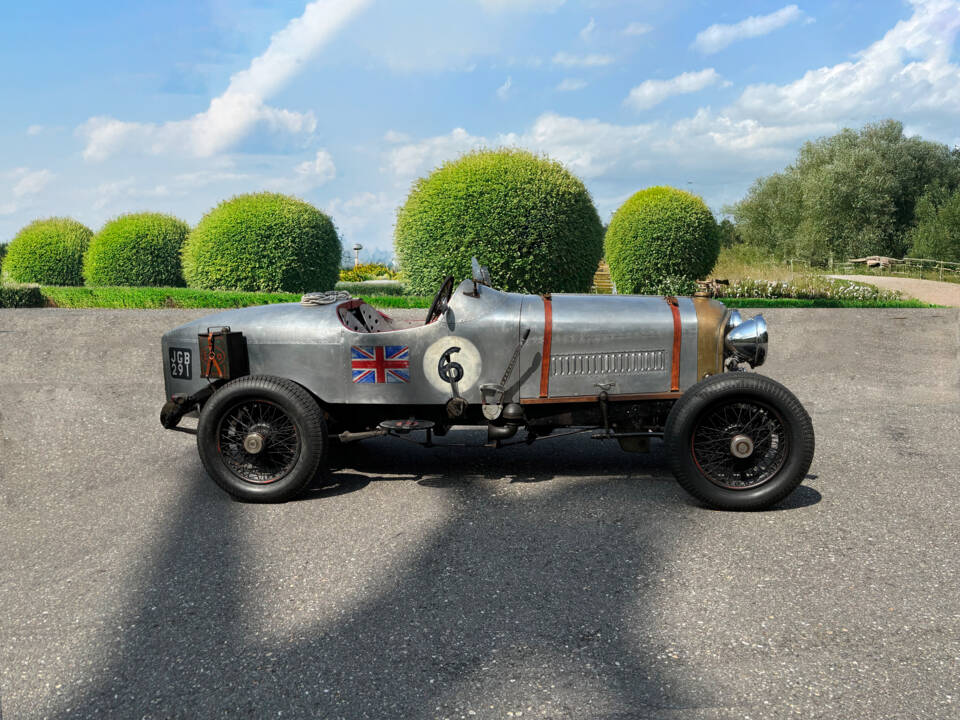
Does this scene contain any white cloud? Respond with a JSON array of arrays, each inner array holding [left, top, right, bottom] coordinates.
[[476, 0, 565, 12], [12, 168, 54, 198], [550, 2, 960, 176], [264, 149, 339, 192], [728, 0, 960, 129], [386, 127, 488, 180], [385, 113, 657, 182], [26, 125, 44, 136], [519, 113, 657, 178], [496, 76, 513, 100], [0, 168, 54, 219], [625, 68, 724, 111], [552, 51, 615, 68], [327, 190, 400, 244], [78, 104, 317, 162], [383, 130, 412, 144], [666, 109, 834, 158], [174, 170, 253, 187], [92, 178, 131, 210], [295, 149, 336, 183], [89, 178, 173, 210], [380, 0, 960, 223], [77, 0, 371, 161], [623, 22, 653, 37], [579, 17, 596, 40], [556, 77, 587, 92], [693, 4, 807, 54], [382, 111, 807, 226]]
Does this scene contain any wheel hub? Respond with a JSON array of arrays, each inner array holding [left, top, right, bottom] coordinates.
[[730, 434, 754, 459], [218, 401, 300, 485], [243, 432, 266, 455]]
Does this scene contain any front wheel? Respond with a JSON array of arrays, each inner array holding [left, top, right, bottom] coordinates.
[[664, 373, 814, 510], [196, 375, 327, 502]]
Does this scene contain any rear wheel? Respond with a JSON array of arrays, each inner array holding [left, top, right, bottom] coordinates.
[[665, 373, 814, 510], [197, 375, 327, 502]]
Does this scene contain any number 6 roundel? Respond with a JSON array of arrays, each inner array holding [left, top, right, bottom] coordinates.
[[422, 336, 481, 393]]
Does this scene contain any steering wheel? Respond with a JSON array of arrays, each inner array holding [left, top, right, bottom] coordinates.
[[425, 275, 455, 325]]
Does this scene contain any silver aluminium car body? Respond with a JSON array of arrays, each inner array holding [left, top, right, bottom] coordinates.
[[161, 279, 731, 409], [159, 261, 810, 512]]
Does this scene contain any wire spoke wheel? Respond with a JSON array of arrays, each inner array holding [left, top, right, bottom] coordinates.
[[197, 375, 327, 502], [217, 399, 301, 484], [691, 399, 787, 490], [665, 373, 814, 510]]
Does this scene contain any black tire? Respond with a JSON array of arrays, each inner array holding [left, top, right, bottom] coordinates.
[[664, 373, 814, 510], [196, 375, 327, 502]]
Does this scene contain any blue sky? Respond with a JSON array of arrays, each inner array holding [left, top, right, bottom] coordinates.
[[3, 0, 960, 260]]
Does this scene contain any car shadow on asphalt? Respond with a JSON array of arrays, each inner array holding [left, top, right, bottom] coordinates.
[[309, 432, 823, 512], [52, 435, 819, 718]]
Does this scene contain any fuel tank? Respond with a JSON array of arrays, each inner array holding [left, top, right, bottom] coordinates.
[[518, 294, 724, 400]]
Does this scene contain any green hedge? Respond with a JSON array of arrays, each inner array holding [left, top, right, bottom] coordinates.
[[182, 193, 342, 293], [2, 218, 92, 286], [0, 283, 45, 308], [605, 186, 719, 294], [84, 213, 190, 287], [395, 148, 604, 294]]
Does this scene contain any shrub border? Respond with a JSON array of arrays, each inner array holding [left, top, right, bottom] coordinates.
[[0, 284, 937, 310]]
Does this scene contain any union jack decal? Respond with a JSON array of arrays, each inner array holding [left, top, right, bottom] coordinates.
[[351, 345, 410, 384]]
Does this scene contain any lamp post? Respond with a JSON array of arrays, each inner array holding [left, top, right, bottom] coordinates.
[[352, 243, 363, 268]]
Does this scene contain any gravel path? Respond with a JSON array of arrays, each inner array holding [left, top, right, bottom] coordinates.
[[829, 274, 960, 306]]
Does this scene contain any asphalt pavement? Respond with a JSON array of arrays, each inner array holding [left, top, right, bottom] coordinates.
[[0, 307, 958, 719]]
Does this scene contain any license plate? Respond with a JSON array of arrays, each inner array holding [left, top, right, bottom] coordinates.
[[169, 347, 193, 379]]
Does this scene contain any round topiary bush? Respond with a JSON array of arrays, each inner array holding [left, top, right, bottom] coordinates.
[[84, 212, 190, 287], [395, 148, 604, 295], [2, 218, 92, 286], [182, 193, 341, 293], [604, 186, 720, 294]]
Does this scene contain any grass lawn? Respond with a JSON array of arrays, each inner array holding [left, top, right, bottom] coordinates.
[[711, 244, 804, 283], [0, 279, 933, 310], [720, 297, 931, 308], [0, 284, 434, 310]]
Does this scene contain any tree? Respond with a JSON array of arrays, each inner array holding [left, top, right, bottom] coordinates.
[[182, 193, 341, 293], [717, 218, 742, 248], [84, 213, 190, 287], [2, 217, 92, 285], [908, 187, 960, 263], [604, 186, 719, 294], [395, 149, 603, 295], [730, 120, 960, 264]]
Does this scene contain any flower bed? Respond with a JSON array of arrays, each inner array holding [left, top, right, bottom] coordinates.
[[721, 276, 903, 302]]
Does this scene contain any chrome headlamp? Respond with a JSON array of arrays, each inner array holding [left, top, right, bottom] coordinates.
[[726, 309, 743, 331], [724, 312, 767, 368]]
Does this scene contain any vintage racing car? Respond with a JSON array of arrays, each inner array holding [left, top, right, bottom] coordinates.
[[160, 259, 814, 510]]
